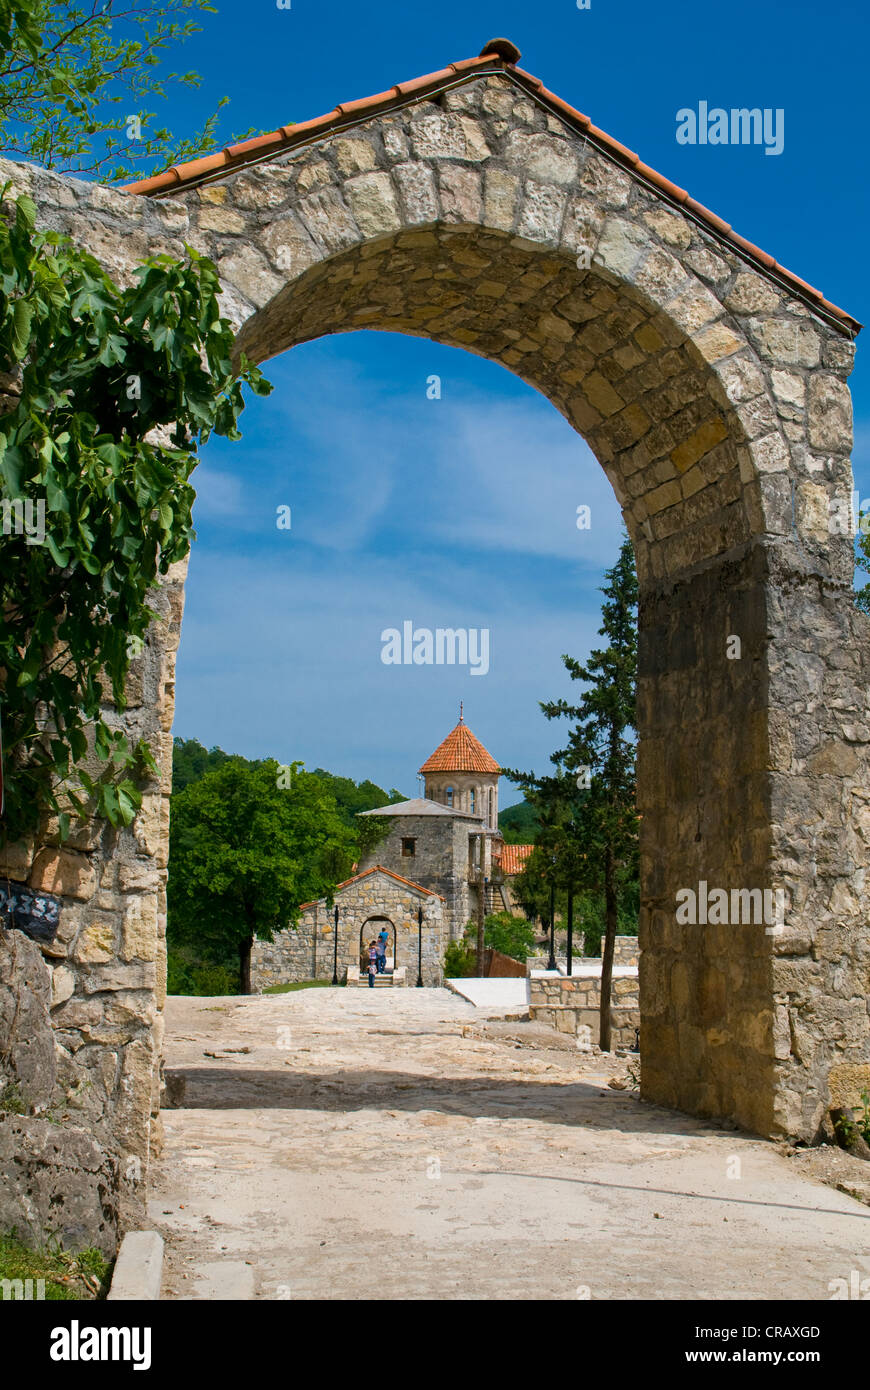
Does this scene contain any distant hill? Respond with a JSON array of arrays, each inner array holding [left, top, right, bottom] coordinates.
[[172, 738, 243, 792], [309, 768, 406, 826], [171, 739, 405, 819], [499, 799, 540, 844]]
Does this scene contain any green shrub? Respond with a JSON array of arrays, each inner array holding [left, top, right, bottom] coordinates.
[[0, 1082, 27, 1115], [483, 912, 536, 962], [166, 949, 240, 996], [443, 937, 476, 978]]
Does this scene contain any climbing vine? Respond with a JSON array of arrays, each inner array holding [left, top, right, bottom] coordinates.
[[0, 189, 271, 846]]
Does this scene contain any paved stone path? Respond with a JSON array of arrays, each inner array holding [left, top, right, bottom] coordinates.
[[150, 989, 870, 1301]]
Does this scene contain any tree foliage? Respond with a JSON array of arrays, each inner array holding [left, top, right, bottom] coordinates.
[[0, 0, 252, 183], [0, 191, 270, 846], [498, 798, 540, 844], [504, 534, 639, 1046], [482, 911, 536, 962], [167, 758, 358, 993], [172, 737, 246, 793]]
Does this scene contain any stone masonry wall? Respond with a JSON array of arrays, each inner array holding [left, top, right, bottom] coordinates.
[[358, 813, 481, 938], [530, 969, 640, 1050], [251, 871, 446, 988]]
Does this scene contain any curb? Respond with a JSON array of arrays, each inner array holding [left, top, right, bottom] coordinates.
[[106, 1231, 164, 1301]]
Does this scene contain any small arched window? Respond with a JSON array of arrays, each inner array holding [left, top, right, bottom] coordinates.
[[470, 789, 476, 813], [488, 790, 494, 824], [446, 786, 454, 807]]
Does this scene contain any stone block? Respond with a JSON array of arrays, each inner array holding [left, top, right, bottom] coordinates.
[[199, 206, 246, 235], [437, 166, 482, 223], [517, 181, 566, 243], [0, 838, 35, 881], [345, 172, 402, 237], [0, 1115, 118, 1256], [30, 849, 96, 902], [411, 112, 489, 161], [81, 962, 156, 995], [670, 416, 728, 472], [72, 921, 115, 965], [394, 162, 439, 224], [334, 138, 378, 176], [750, 317, 821, 367], [807, 374, 852, 452], [260, 214, 318, 275], [215, 247, 282, 310]]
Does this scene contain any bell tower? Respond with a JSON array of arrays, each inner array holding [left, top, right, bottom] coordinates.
[[419, 706, 500, 828]]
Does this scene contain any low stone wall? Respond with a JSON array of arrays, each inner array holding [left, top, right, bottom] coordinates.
[[613, 936, 639, 967], [529, 968, 640, 1050], [527, 935, 640, 976]]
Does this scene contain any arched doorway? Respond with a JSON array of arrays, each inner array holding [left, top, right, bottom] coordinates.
[[360, 916, 397, 973]]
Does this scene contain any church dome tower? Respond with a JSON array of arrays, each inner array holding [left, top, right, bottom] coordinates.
[[419, 706, 500, 828]]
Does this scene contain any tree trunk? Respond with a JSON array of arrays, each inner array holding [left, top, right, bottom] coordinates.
[[599, 846, 617, 1051], [239, 934, 253, 995]]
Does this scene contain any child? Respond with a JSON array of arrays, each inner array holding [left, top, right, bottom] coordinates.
[[368, 939, 378, 987]]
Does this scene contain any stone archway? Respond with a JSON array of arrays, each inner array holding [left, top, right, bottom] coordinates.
[[2, 38, 868, 1195], [360, 917, 397, 970]]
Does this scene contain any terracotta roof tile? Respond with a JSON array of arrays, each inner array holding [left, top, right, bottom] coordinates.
[[497, 843, 534, 876], [120, 42, 861, 333], [419, 719, 500, 775], [685, 199, 731, 235]]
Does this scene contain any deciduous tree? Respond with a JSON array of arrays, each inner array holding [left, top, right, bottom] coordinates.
[[167, 759, 357, 994], [0, 190, 270, 845], [505, 535, 639, 1048], [0, 0, 250, 183]]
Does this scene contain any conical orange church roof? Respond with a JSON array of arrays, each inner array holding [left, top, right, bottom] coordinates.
[[419, 716, 499, 775]]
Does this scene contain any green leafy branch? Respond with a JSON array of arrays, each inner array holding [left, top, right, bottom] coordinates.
[[0, 188, 271, 846], [0, 0, 261, 183]]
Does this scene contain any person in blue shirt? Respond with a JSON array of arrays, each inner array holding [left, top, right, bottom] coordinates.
[[376, 926, 389, 973]]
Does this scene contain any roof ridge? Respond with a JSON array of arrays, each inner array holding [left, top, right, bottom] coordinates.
[[120, 47, 860, 333], [298, 862, 445, 908]]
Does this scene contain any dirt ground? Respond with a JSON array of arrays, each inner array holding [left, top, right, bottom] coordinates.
[[149, 987, 870, 1301]]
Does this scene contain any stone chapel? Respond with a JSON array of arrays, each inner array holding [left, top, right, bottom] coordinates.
[[250, 711, 533, 988]]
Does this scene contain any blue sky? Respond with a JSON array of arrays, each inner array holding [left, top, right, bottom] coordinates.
[[115, 0, 868, 800]]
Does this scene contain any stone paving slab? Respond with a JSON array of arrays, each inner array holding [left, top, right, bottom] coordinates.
[[150, 989, 870, 1301], [444, 977, 530, 1010]]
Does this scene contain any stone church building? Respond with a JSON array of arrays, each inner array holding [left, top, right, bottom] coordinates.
[[251, 712, 533, 988]]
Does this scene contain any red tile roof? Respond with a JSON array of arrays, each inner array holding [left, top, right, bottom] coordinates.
[[120, 39, 860, 334], [497, 843, 534, 876], [298, 864, 444, 909], [419, 719, 500, 775]]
